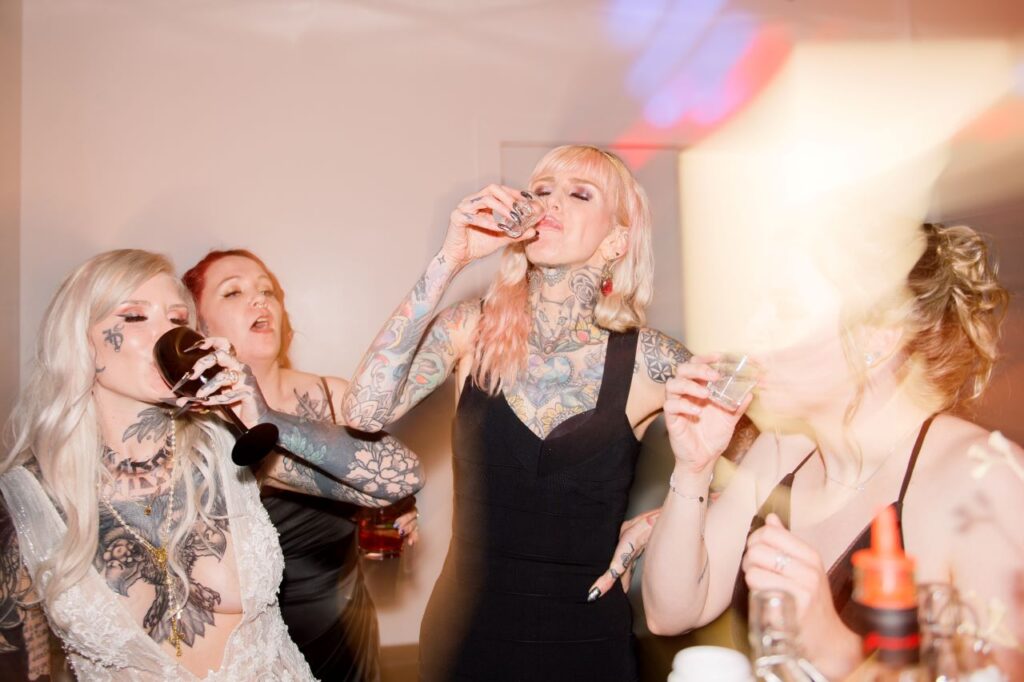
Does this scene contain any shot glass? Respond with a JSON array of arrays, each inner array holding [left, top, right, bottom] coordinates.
[[707, 354, 758, 411], [356, 496, 416, 560], [495, 192, 543, 238]]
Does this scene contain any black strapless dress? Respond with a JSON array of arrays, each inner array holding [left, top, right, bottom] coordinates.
[[419, 330, 642, 682]]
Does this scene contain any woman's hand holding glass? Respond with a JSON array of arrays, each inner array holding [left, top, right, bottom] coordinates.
[[663, 355, 753, 479], [442, 184, 541, 267], [171, 335, 269, 428], [743, 514, 860, 678]]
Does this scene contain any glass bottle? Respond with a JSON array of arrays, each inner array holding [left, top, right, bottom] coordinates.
[[748, 589, 829, 682]]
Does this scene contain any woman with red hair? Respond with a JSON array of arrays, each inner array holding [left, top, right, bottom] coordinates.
[[342, 146, 690, 681], [182, 249, 420, 681]]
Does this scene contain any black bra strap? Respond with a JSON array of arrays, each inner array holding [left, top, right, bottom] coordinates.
[[897, 414, 936, 504], [596, 329, 640, 413], [319, 376, 338, 426]]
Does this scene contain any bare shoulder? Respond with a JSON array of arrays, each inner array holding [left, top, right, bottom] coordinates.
[[902, 414, 1024, 580], [909, 414, 1024, 507], [635, 327, 692, 384], [278, 368, 345, 422]]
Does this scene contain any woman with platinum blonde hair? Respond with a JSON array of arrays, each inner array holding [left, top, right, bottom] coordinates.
[[0, 249, 422, 680], [342, 145, 690, 680]]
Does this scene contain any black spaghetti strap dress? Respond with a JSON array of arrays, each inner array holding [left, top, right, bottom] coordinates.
[[731, 415, 935, 643], [419, 330, 643, 682], [261, 377, 382, 681]]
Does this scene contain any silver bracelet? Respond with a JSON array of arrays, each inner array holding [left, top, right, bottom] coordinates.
[[668, 472, 712, 504]]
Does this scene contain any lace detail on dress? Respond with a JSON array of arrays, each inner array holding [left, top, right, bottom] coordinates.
[[50, 584, 137, 669], [0, 437, 314, 682], [226, 464, 284, 610]]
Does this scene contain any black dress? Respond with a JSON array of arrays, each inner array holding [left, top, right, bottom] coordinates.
[[731, 415, 934, 642], [261, 378, 381, 681], [420, 330, 642, 682]]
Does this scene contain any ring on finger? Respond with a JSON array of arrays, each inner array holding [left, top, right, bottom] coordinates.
[[226, 369, 240, 385], [773, 552, 791, 574]]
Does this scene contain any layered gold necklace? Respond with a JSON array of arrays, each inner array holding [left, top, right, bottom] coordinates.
[[99, 424, 185, 657]]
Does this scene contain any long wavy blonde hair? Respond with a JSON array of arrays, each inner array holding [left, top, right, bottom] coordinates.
[[2, 249, 230, 607], [472, 145, 655, 394]]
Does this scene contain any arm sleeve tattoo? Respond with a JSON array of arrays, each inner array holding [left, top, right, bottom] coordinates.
[[263, 414, 423, 503], [342, 253, 466, 431]]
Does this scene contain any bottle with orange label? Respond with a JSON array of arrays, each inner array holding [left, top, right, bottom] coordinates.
[[850, 505, 928, 681]]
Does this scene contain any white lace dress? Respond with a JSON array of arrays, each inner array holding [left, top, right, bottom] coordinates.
[[0, 459, 316, 681]]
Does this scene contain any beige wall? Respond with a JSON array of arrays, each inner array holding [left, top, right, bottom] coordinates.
[[17, 0, 1024, 650], [0, 0, 20, 423]]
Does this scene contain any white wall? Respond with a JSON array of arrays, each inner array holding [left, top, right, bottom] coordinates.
[[0, 0, 20, 420], [19, 0, 1024, 648]]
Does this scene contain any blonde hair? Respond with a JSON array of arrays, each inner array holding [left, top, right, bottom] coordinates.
[[472, 146, 655, 393], [2, 249, 228, 607], [904, 223, 1009, 410]]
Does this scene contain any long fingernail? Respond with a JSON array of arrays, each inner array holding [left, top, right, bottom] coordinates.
[[587, 587, 601, 603], [171, 403, 192, 419], [170, 372, 193, 393], [521, 190, 534, 199], [184, 341, 206, 353]]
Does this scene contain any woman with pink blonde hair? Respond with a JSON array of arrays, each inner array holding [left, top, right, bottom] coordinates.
[[342, 145, 690, 680]]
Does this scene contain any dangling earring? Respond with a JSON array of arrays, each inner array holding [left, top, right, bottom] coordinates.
[[600, 261, 614, 296], [864, 352, 877, 367]]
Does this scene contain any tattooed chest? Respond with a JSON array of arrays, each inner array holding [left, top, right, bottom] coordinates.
[[93, 488, 238, 649], [503, 345, 607, 439]]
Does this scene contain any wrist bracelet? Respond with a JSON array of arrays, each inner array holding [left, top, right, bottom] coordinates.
[[668, 472, 712, 504]]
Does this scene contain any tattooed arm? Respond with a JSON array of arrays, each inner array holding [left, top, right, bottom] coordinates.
[[342, 184, 537, 431], [0, 503, 51, 681], [341, 254, 467, 432], [257, 415, 424, 504], [259, 432, 422, 508]]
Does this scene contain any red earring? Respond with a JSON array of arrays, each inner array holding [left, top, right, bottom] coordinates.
[[600, 263, 614, 296]]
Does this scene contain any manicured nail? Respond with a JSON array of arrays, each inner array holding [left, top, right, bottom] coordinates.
[[587, 587, 601, 603], [170, 372, 193, 393], [521, 190, 534, 199], [184, 341, 206, 353]]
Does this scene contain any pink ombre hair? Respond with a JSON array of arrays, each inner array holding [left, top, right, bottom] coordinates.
[[472, 145, 655, 394]]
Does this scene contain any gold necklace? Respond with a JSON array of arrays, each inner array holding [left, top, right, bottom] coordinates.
[[99, 424, 184, 657]]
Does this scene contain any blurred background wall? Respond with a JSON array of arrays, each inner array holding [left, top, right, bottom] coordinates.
[[3, 1, 1023, 679]]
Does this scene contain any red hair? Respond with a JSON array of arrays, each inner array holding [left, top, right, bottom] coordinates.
[[182, 249, 294, 366]]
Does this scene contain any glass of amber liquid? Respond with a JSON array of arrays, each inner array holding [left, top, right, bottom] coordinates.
[[357, 496, 416, 560]]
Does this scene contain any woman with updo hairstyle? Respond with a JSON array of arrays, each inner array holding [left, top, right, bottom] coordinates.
[[341, 145, 693, 680], [645, 222, 1022, 679]]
